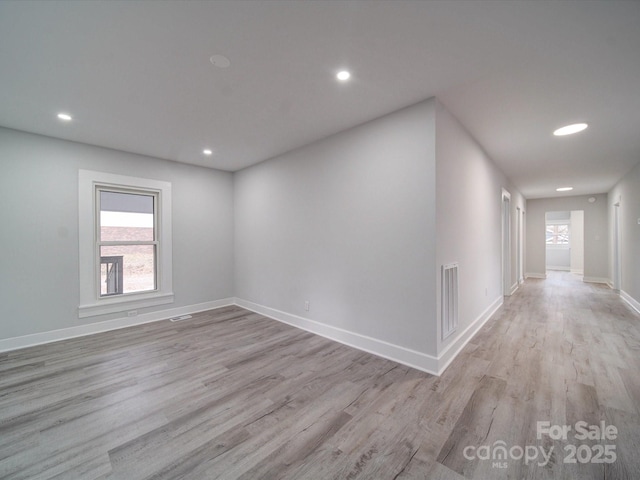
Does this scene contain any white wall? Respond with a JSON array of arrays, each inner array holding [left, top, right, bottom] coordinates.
[[526, 195, 608, 282], [546, 248, 570, 270], [609, 161, 640, 308], [435, 100, 525, 358], [234, 100, 438, 359], [570, 210, 584, 274], [0, 127, 235, 341]]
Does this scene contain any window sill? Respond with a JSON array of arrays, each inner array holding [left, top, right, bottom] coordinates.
[[78, 292, 174, 318]]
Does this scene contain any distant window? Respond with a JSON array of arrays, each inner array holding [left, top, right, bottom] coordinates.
[[79, 170, 173, 318], [546, 224, 569, 245]]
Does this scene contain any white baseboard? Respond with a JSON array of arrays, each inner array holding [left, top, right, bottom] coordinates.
[[583, 277, 611, 285], [620, 290, 640, 315], [234, 298, 440, 375], [526, 272, 547, 279], [546, 266, 570, 272], [0, 298, 235, 353], [436, 295, 503, 374], [509, 282, 519, 296], [1, 295, 505, 378], [235, 296, 504, 377], [570, 269, 584, 275]]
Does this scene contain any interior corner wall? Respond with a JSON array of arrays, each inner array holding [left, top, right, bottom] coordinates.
[[234, 99, 438, 359], [525, 194, 609, 281], [434, 100, 525, 358], [608, 161, 640, 306], [0, 127, 235, 341]]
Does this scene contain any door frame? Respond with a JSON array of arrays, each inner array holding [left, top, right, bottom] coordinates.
[[502, 189, 512, 296], [516, 206, 523, 284], [613, 197, 622, 292]]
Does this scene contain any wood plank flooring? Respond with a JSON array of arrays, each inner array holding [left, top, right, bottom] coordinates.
[[1, 272, 639, 479]]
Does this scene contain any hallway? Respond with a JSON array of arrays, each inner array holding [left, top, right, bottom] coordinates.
[[438, 271, 640, 478]]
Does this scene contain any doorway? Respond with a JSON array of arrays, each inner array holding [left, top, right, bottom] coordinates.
[[545, 210, 584, 276], [516, 207, 524, 284], [613, 199, 621, 292], [502, 189, 511, 296]]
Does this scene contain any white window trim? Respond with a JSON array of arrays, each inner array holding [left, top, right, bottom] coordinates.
[[79, 170, 173, 318]]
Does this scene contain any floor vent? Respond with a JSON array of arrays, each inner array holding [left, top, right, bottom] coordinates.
[[170, 314, 192, 322], [442, 263, 458, 340]]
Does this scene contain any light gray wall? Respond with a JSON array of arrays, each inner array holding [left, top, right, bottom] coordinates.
[[435, 100, 525, 354], [234, 100, 438, 355], [609, 161, 640, 302], [570, 210, 585, 274], [0, 97, 533, 368], [546, 248, 570, 270], [0, 127, 234, 340], [547, 211, 570, 221], [526, 194, 608, 280]]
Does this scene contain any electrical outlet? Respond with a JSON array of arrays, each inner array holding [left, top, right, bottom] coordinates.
[[127, 310, 137, 317], [304, 300, 310, 311]]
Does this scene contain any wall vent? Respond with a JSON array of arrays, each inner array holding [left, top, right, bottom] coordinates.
[[170, 314, 192, 322], [441, 263, 458, 340]]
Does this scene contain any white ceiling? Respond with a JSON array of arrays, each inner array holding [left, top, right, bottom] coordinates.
[[1, 0, 639, 199]]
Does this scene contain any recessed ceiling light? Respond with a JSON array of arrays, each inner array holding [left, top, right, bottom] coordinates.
[[203, 149, 213, 156], [556, 187, 574, 192], [57, 113, 72, 121], [553, 123, 588, 136], [336, 70, 351, 81]]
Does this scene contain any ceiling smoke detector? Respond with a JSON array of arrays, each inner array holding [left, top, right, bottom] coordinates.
[[210, 54, 231, 68]]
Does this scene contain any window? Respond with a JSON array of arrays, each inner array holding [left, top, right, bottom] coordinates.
[[79, 170, 173, 318], [98, 189, 157, 296], [546, 224, 569, 245]]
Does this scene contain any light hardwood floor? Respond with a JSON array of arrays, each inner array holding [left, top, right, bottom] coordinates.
[[1, 272, 639, 479]]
